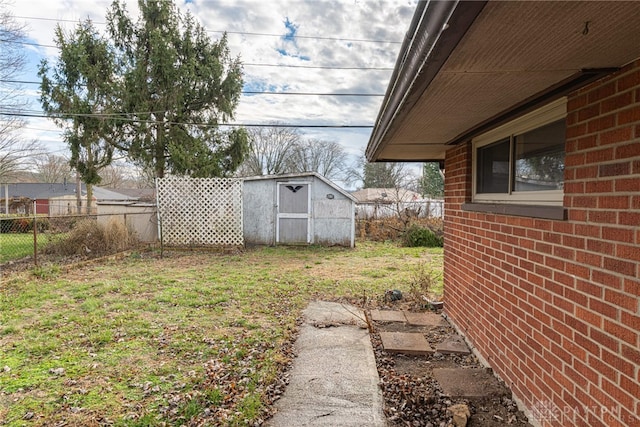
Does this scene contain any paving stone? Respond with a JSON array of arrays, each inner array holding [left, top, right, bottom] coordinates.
[[433, 368, 507, 398], [370, 309, 406, 323], [379, 331, 434, 355], [305, 301, 367, 328], [403, 311, 445, 327], [435, 335, 470, 355]]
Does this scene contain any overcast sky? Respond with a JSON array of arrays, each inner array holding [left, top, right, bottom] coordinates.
[[4, 0, 419, 185]]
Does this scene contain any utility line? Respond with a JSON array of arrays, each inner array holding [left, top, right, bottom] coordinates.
[[0, 40, 393, 70], [12, 15, 402, 44], [245, 63, 392, 71], [242, 91, 382, 96], [0, 110, 374, 128], [1, 79, 385, 96]]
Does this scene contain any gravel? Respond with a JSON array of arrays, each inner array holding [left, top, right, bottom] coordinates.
[[368, 307, 532, 427]]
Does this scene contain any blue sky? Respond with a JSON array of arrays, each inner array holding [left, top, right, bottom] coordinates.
[[3, 0, 419, 184]]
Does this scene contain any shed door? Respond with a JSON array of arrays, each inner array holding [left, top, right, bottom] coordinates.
[[276, 182, 311, 244]]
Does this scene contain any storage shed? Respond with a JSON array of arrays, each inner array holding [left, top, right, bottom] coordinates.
[[243, 173, 356, 247]]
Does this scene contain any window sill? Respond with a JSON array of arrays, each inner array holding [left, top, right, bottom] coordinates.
[[461, 202, 567, 220]]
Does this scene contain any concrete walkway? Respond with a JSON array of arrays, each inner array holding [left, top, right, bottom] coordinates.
[[266, 301, 386, 427]]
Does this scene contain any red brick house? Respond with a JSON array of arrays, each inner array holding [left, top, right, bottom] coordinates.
[[366, 1, 639, 426]]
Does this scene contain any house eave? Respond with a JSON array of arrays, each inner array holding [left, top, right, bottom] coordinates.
[[366, 0, 487, 162], [366, 0, 640, 162]]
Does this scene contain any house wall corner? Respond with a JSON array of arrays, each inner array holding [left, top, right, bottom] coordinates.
[[443, 60, 640, 426]]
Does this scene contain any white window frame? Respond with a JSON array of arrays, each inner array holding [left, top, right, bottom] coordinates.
[[472, 97, 567, 206]]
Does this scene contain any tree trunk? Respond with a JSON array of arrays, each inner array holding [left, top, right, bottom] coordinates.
[[86, 183, 93, 214], [76, 174, 83, 214]]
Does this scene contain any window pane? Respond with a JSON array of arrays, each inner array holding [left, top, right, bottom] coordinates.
[[514, 119, 565, 191], [477, 138, 510, 194]]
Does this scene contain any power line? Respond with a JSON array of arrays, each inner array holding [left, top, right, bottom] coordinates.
[[242, 91, 382, 96], [0, 110, 374, 128], [13, 15, 402, 45], [220, 30, 400, 44], [1, 79, 385, 96], [0, 39, 56, 49], [0, 40, 393, 70], [245, 63, 392, 71], [22, 125, 61, 133]]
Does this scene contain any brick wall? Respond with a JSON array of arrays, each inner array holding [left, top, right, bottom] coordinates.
[[444, 59, 640, 427]]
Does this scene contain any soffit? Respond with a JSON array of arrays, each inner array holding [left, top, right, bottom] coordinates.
[[374, 1, 640, 161]]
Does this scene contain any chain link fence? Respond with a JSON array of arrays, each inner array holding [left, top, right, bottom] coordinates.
[[1, 207, 158, 268]]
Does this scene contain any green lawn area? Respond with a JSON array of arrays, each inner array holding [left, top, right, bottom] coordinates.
[[0, 233, 60, 264], [0, 242, 443, 426], [0, 233, 35, 263]]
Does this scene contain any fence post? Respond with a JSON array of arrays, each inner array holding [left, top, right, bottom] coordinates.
[[155, 179, 163, 258], [33, 201, 38, 266]]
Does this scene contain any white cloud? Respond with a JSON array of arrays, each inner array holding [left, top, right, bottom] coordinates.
[[5, 0, 419, 178]]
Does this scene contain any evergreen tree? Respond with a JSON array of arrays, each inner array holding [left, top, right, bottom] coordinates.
[[106, 0, 248, 178], [419, 162, 444, 198], [39, 20, 117, 212], [362, 162, 406, 188]]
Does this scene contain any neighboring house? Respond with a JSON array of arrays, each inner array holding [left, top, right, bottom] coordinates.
[[243, 172, 356, 247], [367, 2, 639, 426], [351, 188, 443, 219], [351, 188, 422, 203], [0, 183, 136, 215], [0, 182, 80, 215], [105, 187, 156, 203]]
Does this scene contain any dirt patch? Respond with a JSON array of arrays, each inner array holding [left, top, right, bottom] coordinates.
[[369, 309, 532, 427]]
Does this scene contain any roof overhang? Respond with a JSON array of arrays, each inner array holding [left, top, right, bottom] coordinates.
[[366, 0, 640, 162]]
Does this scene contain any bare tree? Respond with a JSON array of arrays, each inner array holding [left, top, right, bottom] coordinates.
[[346, 153, 416, 190], [0, 131, 44, 182], [0, 0, 27, 113], [129, 164, 156, 189], [32, 154, 73, 183], [99, 162, 134, 188], [289, 139, 348, 181], [0, 0, 43, 182], [236, 125, 301, 176]]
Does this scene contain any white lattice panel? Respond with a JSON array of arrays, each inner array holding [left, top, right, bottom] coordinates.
[[156, 177, 243, 246]]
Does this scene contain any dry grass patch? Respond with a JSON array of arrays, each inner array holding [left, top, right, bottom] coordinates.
[[43, 218, 136, 257]]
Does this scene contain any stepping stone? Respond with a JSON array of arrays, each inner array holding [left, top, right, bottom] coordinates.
[[379, 331, 434, 355], [370, 309, 406, 323], [305, 301, 367, 328], [435, 335, 470, 355], [403, 311, 445, 327], [433, 368, 507, 398]]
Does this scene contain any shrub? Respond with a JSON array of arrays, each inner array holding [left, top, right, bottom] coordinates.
[[401, 224, 443, 247], [35, 218, 50, 233], [43, 218, 136, 257], [0, 217, 50, 233], [1, 218, 28, 233], [408, 262, 443, 304], [356, 217, 443, 243]]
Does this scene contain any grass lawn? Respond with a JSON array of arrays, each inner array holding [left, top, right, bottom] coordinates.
[[0, 234, 35, 263], [0, 233, 56, 264], [0, 242, 443, 426]]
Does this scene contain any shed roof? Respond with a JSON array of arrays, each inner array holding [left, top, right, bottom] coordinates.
[[366, 0, 640, 162], [91, 187, 138, 202], [243, 172, 357, 202], [104, 187, 155, 202]]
